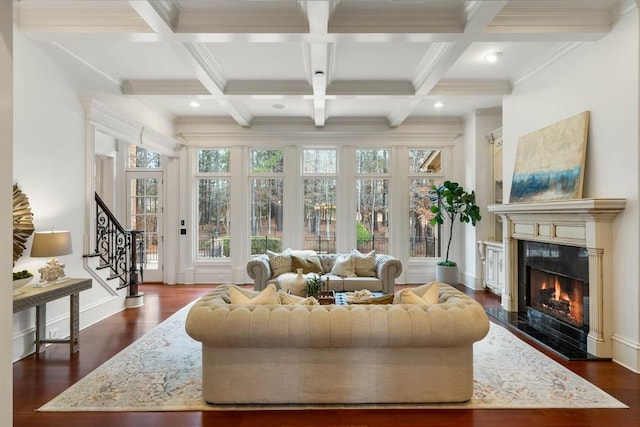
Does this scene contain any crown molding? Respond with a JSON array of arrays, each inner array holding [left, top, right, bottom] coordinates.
[[82, 98, 183, 158], [329, 4, 463, 33], [51, 41, 122, 86], [121, 80, 209, 96], [430, 80, 511, 96], [487, 7, 612, 34], [513, 41, 582, 85], [176, 6, 308, 33], [176, 115, 463, 142], [226, 81, 312, 96], [127, 0, 179, 34], [16, 1, 152, 33], [327, 81, 414, 96]]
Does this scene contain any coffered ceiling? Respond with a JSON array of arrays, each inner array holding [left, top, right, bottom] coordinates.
[[14, 0, 632, 129]]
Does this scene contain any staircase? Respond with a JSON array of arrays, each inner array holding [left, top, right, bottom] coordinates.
[[85, 193, 145, 307]]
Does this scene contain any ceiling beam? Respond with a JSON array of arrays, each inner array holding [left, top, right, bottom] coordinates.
[[127, 0, 251, 127], [126, 0, 177, 34], [121, 78, 509, 98], [388, 1, 508, 127], [304, 1, 331, 127]]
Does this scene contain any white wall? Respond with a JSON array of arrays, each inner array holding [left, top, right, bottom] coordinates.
[[1, 0, 13, 422], [462, 109, 501, 289], [503, 8, 640, 371], [11, 32, 127, 360]]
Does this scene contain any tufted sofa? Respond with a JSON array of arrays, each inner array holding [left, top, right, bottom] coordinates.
[[246, 252, 402, 294], [185, 282, 490, 405]]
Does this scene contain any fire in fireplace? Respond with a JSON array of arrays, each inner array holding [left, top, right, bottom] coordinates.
[[528, 268, 584, 329]]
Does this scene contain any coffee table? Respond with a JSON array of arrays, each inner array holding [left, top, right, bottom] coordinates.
[[334, 291, 384, 305]]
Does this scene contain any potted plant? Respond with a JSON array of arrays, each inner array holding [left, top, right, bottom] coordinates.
[[429, 180, 482, 284], [13, 269, 34, 293], [305, 273, 324, 298]]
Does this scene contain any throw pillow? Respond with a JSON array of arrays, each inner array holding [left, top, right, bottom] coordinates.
[[267, 248, 293, 278], [291, 254, 323, 274], [350, 249, 377, 277], [330, 255, 356, 277], [230, 283, 279, 305], [278, 291, 319, 305], [395, 281, 439, 305]]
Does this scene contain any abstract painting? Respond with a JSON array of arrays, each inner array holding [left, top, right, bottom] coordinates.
[[509, 111, 589, 203]]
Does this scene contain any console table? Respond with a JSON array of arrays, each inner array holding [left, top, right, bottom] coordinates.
[[13, 278, 92, 354]]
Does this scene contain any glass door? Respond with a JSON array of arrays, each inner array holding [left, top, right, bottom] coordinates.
[[127, 171, 163, 283]]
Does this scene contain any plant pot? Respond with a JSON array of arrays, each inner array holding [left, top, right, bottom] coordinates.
[[436, 264, 459, 285]]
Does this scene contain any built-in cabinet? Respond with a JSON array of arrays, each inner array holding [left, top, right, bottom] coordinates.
[[480, 127, 504, 296], [483, 241, 504, 296]]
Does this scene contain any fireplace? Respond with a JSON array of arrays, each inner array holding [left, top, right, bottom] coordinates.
[[517, 241, 589, 352], [488, 198, 625, 359]]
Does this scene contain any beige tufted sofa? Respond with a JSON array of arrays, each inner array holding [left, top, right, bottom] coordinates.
[[185, 282, 490, 405]]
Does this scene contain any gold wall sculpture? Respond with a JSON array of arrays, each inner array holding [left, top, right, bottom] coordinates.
[[13, 184, 34, 266]]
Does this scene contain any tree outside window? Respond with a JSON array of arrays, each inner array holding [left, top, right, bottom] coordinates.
[[355, 149, 389, 253], [249, 149, 284, 254], [197, 149, 231, 258], [408, 149, 443, 258]]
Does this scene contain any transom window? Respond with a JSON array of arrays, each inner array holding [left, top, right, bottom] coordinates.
[[128, 146, 160, 169]]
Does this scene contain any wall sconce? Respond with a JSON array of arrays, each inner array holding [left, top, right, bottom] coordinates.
[[30, 230, 72, 286]]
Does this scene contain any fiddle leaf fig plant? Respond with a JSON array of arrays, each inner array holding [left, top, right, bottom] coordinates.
[[429, 180, 482, 267]]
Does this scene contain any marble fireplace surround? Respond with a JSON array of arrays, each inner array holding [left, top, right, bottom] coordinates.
[[488, 199, 625, 359]]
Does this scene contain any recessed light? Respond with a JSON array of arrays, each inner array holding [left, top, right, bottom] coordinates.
[[272, 103, 285, 110], [484, 52, 502, 63], [434, 101, 444, 109], [189, 101, 200, 108]]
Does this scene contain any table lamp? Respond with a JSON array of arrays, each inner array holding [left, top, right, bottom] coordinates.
[[30, 230, 72, 286]]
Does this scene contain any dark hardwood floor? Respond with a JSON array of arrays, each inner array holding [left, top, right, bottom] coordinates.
[[13, 284, 640, 427]]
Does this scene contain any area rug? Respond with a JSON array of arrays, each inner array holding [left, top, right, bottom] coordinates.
[[38, 302, 627, 412]]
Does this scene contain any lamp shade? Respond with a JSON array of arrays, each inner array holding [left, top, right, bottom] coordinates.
[[30, 230, 73, 258]]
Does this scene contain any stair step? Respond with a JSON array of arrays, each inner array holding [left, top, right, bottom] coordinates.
[[83, 253, 102, 258]]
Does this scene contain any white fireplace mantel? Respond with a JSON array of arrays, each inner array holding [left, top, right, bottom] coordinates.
[[488, 198, 625, 358]]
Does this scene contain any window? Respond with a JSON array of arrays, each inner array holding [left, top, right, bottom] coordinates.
[[128, 146, 160, 169], [408, 149, 443, 258], [197, 149, 231, 258], [249, 150, 284, 254], [355, 149, 389, 253], [302, 149, 337, 253]]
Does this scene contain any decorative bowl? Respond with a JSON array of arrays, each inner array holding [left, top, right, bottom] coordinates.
[[13, 277, 33, 290]]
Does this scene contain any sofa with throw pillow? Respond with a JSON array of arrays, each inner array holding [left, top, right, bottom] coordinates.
[[246, 249, 402, 294], [185, 281, 490, 404]]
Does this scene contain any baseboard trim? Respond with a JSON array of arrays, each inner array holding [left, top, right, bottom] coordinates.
[[612, 333, 640, 373]]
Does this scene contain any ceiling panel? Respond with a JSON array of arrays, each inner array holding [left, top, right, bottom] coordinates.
[[65, 40, 193, 80], [444, 42, 569, 80], [205, 43, 309, 80], [332, 43, 431, 81]]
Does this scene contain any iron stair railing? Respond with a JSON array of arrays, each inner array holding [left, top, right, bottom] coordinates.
[[86, 193, 144, 297]]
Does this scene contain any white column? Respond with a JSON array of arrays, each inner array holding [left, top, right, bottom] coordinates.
[[501, 216, 517, 311], [587, 247, 607, 356], [0, 0, 13, 422]]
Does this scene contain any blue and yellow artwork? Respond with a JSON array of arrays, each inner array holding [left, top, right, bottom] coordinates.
[[509, 111, 589, 203]]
